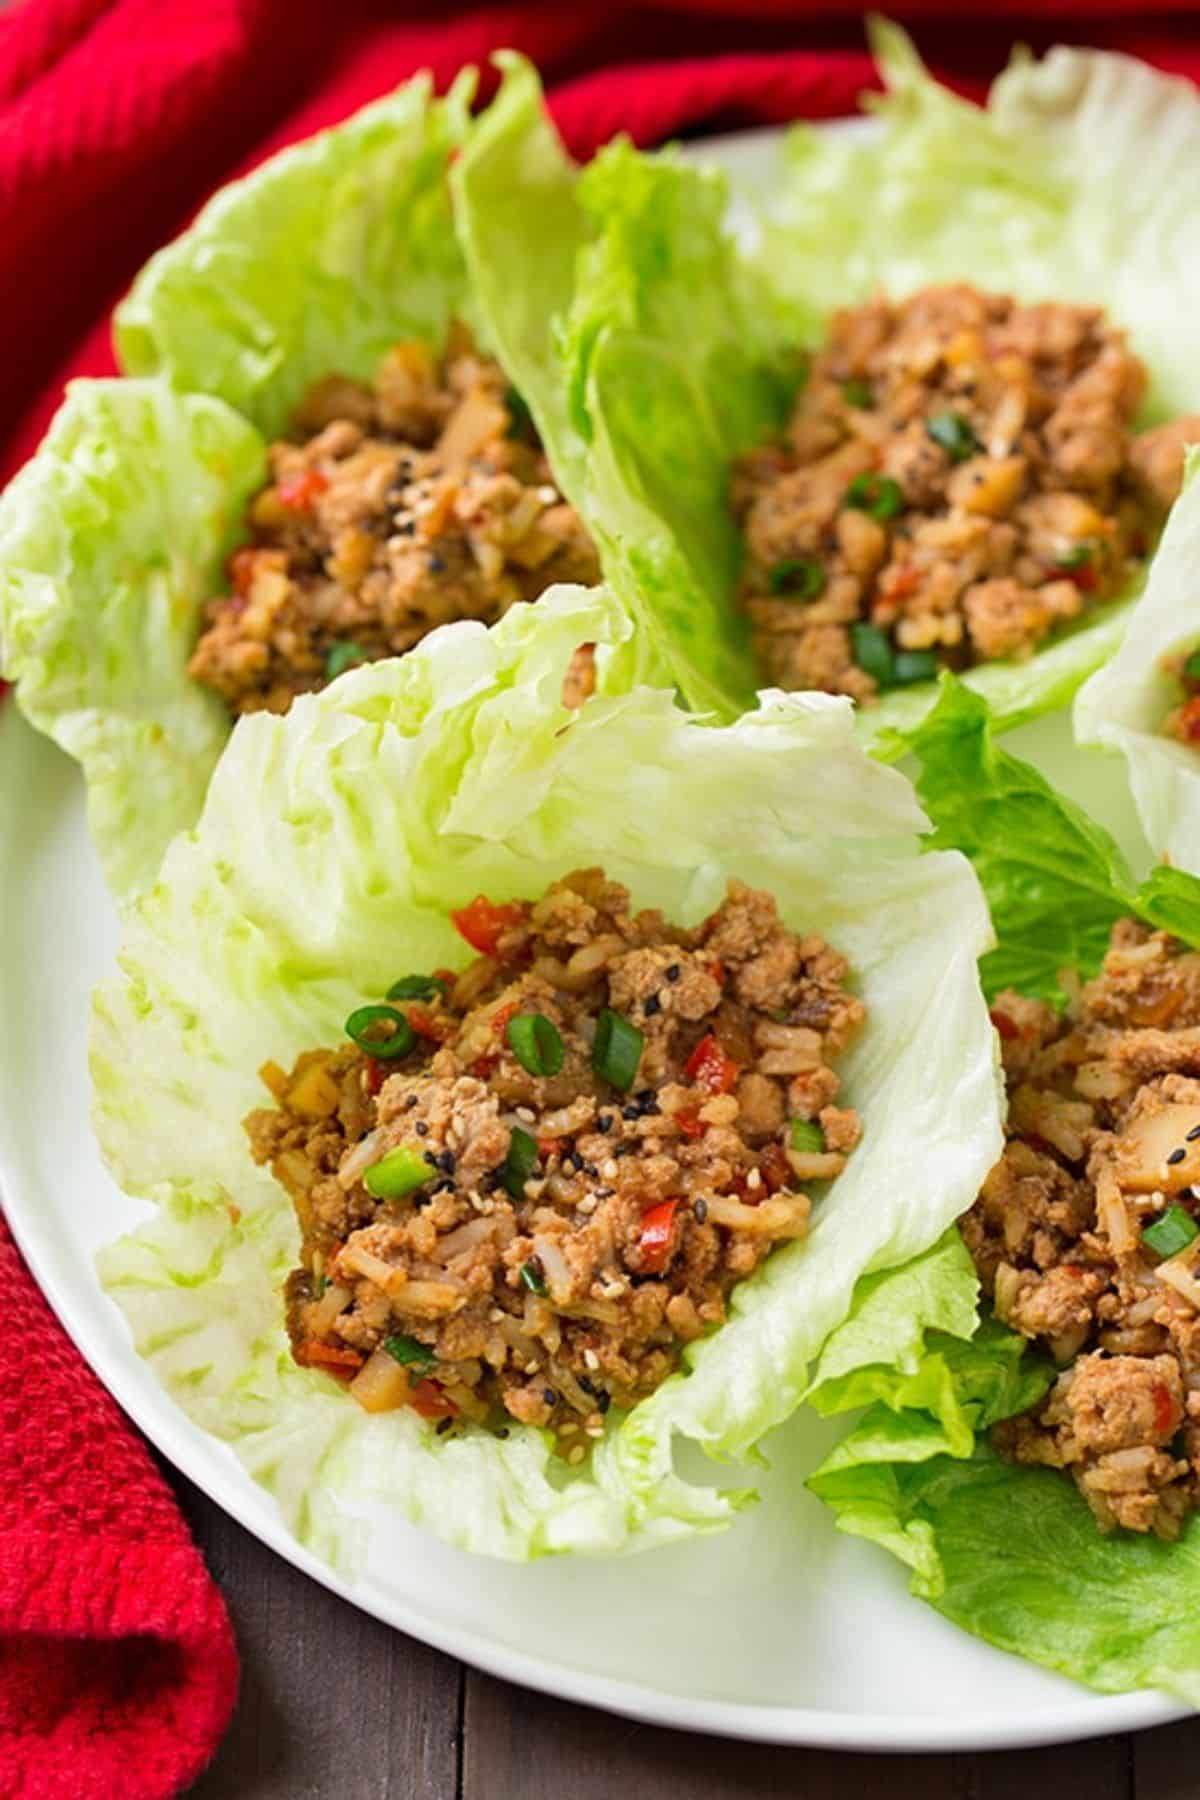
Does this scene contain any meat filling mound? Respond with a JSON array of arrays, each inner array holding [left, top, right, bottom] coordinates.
[[247, 870, 864, 1452], [734, 284, 1199, 702], [189, 326, 601, 716], [961, 921, 1200, 1538]]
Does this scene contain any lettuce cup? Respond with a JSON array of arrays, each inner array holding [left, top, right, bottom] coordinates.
[[90, 586, 1002, 1564], [807, 678, 1200, 1702], [0, 65, 646, 900], [456, 28, 1200, 751]]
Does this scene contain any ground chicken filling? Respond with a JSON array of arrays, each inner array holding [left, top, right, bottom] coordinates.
[[1161, 646, 1200, 747], [247, 870, 864, 1452], [733, 284, 1200, 702], [961, 922, 1200, 1538], [189, 326, 601, 716]]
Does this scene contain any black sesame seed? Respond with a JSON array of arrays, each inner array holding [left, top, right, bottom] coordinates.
[[1188, 1126, 1200, 1142], [582, 1163, 599, 1179], [437, 1149, 457, 1175], [404, 1093, 419, 1109], [1168, 1147, 1188, 1166], [644, 994, 661, 1017], [694, 1198, 709, 1223], [597, 1114, 614, 1133], [428, 554, 447, 573], [423, 1149, 439, 1166], [577, 1373, 597, 1396], [415, 1120, 429, 1136], [543, 1387, 557, 1407], [496, 1427, 510, 1439], [594, 1186, 614, 1199], [431, 1177, 456, 1195], [436, 1417, 453, 1435], [395, 517, 416, 537], [665, 964, 682, 983], [622, 1104, 641, 1121], [596, 1390, 611, 1415], [615, 1142, 637, 1157]]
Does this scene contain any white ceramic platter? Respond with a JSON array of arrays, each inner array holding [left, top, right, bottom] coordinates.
[[0, 123, 1187, 1753]]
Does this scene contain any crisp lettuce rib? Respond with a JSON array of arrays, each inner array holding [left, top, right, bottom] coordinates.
[[1076, 451, 1200, 873], [91, 584, 1003, 1563], [805, 682, 1200, 1701]]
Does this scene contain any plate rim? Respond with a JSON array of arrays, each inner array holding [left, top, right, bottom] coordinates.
[[0, 114, 1192, 1751]]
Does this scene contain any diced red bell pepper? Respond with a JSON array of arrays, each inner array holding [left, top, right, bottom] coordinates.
[[228, 545, 263, 596], [451, 895, 527, 957], [1177, 697, 1200, 745], [1060, 558, 1098, 592], [674, 1108, 705, 1140], [537, 1136, 563, 1161], [491, 1000, 520, 1038], [636, 1199, 679, 1274], [410, 1379, 458, 1420], [684, 1033, 740, 1096], [294, 1339, 364, 1375], [989, 1009, 1019, 1041], [707, 960, 727, 988], [1153, 1381, 1178, 1437], [363, 1057, 386, 1097], [406, 1003, 453, 1042], [276, 467, 329, 512]]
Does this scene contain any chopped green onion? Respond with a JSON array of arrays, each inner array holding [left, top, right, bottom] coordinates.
[[789, 1119, 826, 1154], [324, 640, 366, 681], [386, 974, 449, 1003], [364, 1144, 432, 1199], [1184, 649, 1200, 683], [505, 386, 536, 442], [1056, 542, 1095, 569], [843, 472, 903, 521], [769, 557, 826, 601], [500, 1126, 539, 1200], [383, 1333, 437, 1372], [850, 622, 894, 686], [344, 1003, 415, 1060], [891, 649, 939, 687], [926, 411, 980, 463], [1143, 1202, 1199, 1258], [592, 1008, 645, 1092], [842, 377, 873, 408], [519, 1258, 549, 1296], [506, 1012, 565, 1078]]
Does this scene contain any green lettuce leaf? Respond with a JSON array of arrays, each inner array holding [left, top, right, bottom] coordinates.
[[755, 21, 1200, 743], [1076, 450, 1200, 872], [115, 72, 477, 437], [0, 72, 484, 901], [92, 583, 1003, 1564], [901, 676, 1200, 1002], [0, 381, 266, 898], [806, 1251, 1200, 1703], [453, 54, 800, 718]]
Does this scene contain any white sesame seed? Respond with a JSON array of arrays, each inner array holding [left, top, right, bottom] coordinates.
[[524, 1361, 540, 1375], [537, 484, 559, 505], [583, 1348, 600, 1371], [747, 1167, 763, 1191], [601, 1159, 619, 1182], [585, 1422, 604, 1438], [489, 1307, 503, 1323], [559, 1421, 578, 1435], [578, 1196, 597, 1216], [568, 1444, 586, 1465], [516, 1106, 536, 1124]]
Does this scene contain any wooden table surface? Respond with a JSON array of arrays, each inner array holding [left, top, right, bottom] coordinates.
[[170, 1466, 1200, 1799]]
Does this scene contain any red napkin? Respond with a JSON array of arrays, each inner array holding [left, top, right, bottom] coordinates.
[[3, 4, 1200, 1795]]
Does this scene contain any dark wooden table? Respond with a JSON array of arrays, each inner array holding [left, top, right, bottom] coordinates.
[[170, 1467, 1200, 1799]]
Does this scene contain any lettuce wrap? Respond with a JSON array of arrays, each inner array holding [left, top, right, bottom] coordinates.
[[90, 584, 1003, 1564], [806, 679, 1200, 1702], [1076, 451, 1200, 874], [456, 26, 1200, 752]]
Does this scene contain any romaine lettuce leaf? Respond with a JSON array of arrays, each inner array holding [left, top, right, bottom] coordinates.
[[900, 676, 1200, 1002], [1076, 450, 1200, 872], [807, 1247, 1200, 1703], [0, 380, 266, 898], [92, 583, 1003, 1564]]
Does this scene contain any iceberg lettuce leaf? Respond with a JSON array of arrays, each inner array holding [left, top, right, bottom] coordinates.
[[91, 584, 1003, 1563], [1076, 450, 1200, 873], [0, 380, 266, 898]]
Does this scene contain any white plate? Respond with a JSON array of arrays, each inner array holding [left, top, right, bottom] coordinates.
[[0, 123, 1187, 1753]]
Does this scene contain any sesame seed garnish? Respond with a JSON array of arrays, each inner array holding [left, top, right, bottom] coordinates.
[[601, 1159, 619, 1182], [747, 1167, 763, 1191], [559, 1421, 578, 1435], [666, 965, 681, 983], [1168, 1147, 1187, 1166], [694, 1198, 708, 1223], [578, 1196, 597, 1215], [1188, 1126, 1200, 1142], [644, 994, 661, 1017], [436, 1417, 453, 1435], [597, 1114, 614, 1133], [585, 1422, 604, 1438], [596, 1391, 611, 1414], [568, 1444, 586, 1465], [516, 1106, 536, 1124], [543, 1386, 557, 1406], [489, 1307, 503, 1323], [583, 1348, 600, 1371]]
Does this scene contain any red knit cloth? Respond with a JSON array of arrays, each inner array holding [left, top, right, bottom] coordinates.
[[3, 4, 1200, 1795]]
